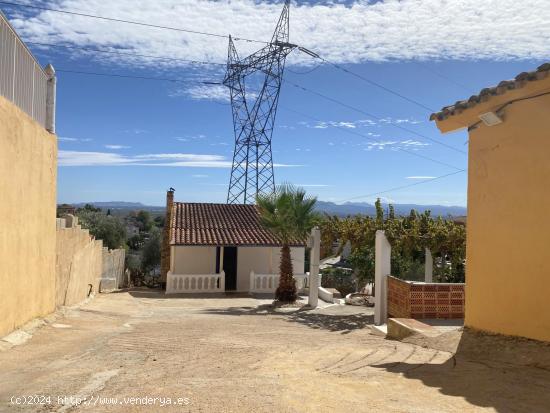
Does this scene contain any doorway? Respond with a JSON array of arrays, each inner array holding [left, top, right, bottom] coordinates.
[[223, 246, 238, 291]]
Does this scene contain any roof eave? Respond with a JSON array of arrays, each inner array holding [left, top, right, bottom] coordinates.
[[431, 72, 550, 134], [430, 63, 550, 133]]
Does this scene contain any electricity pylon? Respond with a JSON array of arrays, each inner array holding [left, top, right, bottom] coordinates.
[[223, 0, 295, 204]]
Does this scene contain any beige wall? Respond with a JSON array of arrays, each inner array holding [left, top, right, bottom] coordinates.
[[170, 245, 305, 292], [172, 246, 218, 274], [0, 96, 57, 337], [56, 221, 103, 307], [435, 79, 550, 342], [236, 246, 305, 292]]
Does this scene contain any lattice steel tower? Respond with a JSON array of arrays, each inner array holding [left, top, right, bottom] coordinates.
[[224, 0, 295, 204]]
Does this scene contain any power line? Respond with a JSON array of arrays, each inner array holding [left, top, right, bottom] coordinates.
[[4, 0, 472, 114], [284, 79, 467, 155], [28, 41, 226, 66], [34, 40, 464, 143], [281, 106, 464, 171], [0, 0, 267, 44], [316, 56, 436, 112], [287, 62, 325, 75], [338, 169, 466, 203], [55, 68, 214, 84], [53, 66, 466, 161], [411, 61, 471, 92], [53, 68, 467, 201]]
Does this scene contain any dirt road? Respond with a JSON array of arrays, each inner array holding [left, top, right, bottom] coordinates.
[[1, 290, 549, 412]]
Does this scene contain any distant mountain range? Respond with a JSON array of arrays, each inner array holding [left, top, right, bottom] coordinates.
[[73, 201, 466, 217], [74, 202, 148, 209], [315, 201, 466, 217]]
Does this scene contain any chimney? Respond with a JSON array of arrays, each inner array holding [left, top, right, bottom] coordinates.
[[160, 188, 175, 287]]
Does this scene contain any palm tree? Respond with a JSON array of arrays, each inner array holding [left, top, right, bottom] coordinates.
[[256, 184, 317, 303]]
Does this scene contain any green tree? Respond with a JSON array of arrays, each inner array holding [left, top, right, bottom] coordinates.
[[127, 234, 145, 251], [136, 210, 153, 232], [317, 204, 467, 287], [375, 198, 384, 227], [257, 184, 317, 303], [153, 215, 165, 228], [348, 244, 375, 285], [78, 203, 101, 213], [141, 228, 161, 274], [77, 210, 127, 249], [388, 204, 396, 220]]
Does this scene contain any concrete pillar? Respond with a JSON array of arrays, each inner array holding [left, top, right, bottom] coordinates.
[[425, 248, 433, 283], [160, 188, 175, 286], [45, 64, 56, 134], [374, 230, 391, 325], [308, 226, 320, 308]]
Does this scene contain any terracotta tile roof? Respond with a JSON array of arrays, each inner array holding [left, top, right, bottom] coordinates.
[[170, 202, 305, 246], [430, 63, 550, 122]]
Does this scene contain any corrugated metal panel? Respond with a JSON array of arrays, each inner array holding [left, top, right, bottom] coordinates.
[[33, 63, 47, 126], [0, 12, 48, 128], [0, 17, 15, 100]]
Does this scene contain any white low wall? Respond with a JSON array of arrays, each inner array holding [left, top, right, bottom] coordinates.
[[166, 271, 225, 294], [249, 271, 307, 294], [318, 286, 336, 303]]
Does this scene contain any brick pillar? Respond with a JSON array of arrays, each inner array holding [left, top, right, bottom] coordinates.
[[160, 188, 174, 286]]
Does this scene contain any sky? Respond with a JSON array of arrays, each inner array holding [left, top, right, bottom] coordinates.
[[4, 0, 549, 206]]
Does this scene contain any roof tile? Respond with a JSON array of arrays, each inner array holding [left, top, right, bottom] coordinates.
[[430, 63, 550, 121], [169, 202, 305, 247]]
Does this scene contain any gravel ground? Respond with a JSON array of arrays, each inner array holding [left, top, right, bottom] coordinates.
[[1, 289, 549, 413]]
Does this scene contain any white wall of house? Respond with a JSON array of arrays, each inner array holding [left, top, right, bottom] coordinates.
[[172, 246, 218, 274], [237, 246, 305, 292], [171, 245, 305, 292]]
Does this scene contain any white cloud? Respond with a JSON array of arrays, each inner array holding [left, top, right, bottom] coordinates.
[[58, 150, 301, 168], [104, 144, 131, 149], [362, 140, 430, 151], [124, 128, 148, 134], [406, 176, 437, 180], [58, 136, 93, 142], [192, 174, 209, 178], [305, 117, 422, 130], [179, 84, 229, 102], [10, 0, 549, 73]]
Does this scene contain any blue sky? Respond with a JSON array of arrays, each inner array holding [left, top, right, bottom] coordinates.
[[5, 0, 549, 206]]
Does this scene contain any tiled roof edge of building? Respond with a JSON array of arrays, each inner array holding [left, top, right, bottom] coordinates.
[[429, 63, 550, 122], [169, 201, 307, 247]]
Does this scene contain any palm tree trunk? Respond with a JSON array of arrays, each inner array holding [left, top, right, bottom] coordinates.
[[275, 244, 297, 302]]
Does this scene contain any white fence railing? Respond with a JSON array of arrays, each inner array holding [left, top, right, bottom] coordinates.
[[250, 271, 308, 293], [166, 271, 225, 294], [0, 11, 55, 131]]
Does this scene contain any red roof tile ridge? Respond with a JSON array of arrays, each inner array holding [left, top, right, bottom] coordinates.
[[430, 63, 550, 122]]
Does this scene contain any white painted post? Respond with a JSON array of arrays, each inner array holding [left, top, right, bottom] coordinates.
[[220, 271, 225, 292], [250, 270, 255, 292], [425, 248, 433, 283], [374, 230, 391, 325], [308, 227, 320, 308], [45, 64, 56, 134]]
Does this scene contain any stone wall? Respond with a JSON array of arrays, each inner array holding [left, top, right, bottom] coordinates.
[[55, 217, 103, 307], [101, 248, 127, 290], [387, 276, 465, 319], [0, 96, 57, 337]]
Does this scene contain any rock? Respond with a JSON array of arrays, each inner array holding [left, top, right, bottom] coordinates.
[[345, 293, 375, 307]]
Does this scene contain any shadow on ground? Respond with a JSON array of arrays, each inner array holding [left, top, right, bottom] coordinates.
[[199, 305, 374, 334], [371, 329, 550, 412]]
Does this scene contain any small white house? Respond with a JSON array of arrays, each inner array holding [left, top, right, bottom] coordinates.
[[165, 200, 306, 294]]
